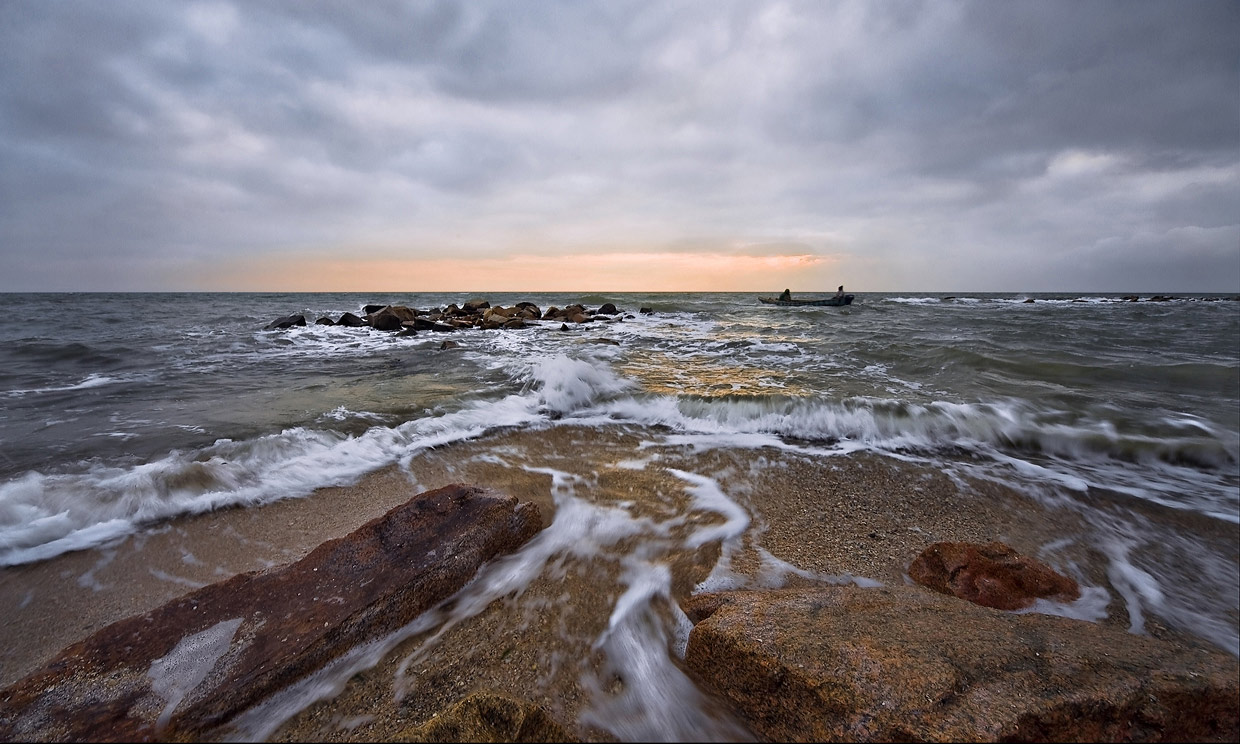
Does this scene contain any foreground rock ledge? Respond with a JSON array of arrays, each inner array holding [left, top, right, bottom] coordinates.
[[0, 484, 542, 743], [683, 586, 1239, 743]]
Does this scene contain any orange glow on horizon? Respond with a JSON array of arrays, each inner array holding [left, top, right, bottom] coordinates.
[[197, 251, 841, 292]]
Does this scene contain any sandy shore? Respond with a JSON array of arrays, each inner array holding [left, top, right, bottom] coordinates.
[[1, 425, 1229, 740]]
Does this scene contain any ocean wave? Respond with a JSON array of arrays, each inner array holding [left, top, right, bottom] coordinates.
[[2, 349, 1235, 565], [0, 353, 631, 565], [4, 373, 128, 397], [7, 339, 129, 366]]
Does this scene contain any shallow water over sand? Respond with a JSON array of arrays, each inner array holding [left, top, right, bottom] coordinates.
[[3, 424, 1235, 740]]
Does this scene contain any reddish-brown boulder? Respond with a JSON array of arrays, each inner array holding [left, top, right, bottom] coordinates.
[[0, 484, 542, 743], [683, 586, 1239, 743], [909, 540, 1080, 610]]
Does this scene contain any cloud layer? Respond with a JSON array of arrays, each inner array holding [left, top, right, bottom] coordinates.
[[2, 0, 1237, 291]]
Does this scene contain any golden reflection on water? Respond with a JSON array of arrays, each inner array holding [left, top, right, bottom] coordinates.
[[620, 352, 808, 397]]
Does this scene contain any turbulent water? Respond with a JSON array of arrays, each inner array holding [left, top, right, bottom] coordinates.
[[1, 291, 1237, 737]]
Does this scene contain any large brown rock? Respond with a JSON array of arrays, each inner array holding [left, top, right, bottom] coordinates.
[[683, 586, 1239, 743], [368, 305, 418, 331], [0, 484, 542, 743], [909, 540, 1080, 610]]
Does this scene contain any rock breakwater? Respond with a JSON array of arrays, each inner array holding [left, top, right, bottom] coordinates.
[[265, 299, 630, 334]]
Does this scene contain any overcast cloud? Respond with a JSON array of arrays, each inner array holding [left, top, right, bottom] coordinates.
[[1, 0, 1236, 291]]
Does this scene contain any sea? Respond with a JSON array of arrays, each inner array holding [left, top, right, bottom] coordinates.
[[1, 291, 1237, 738]]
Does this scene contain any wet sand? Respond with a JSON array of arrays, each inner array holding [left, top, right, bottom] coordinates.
[[1, 425, 1229, 740]]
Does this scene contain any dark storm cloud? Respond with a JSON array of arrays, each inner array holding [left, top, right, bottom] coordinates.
[[0, 0, 1236, 290]]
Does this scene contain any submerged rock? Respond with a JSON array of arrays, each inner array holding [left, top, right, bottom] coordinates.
[[410, 317, 458, 333], [683, 586, 1239, 743], [264, 314, 306, 330], [403, 692, 573, 743], [0, 484, 543, 743], [908, 540, 1080, 610]]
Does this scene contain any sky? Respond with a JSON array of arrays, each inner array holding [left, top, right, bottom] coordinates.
[[1, 0, 1237, 293]]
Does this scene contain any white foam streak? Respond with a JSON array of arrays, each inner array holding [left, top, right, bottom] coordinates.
[[668, 469, 749, 548], [583, 561, 752, 742], [1016, 586, 1111, 623], [4, 373, 123, 397], [148, 618, 243, 731]]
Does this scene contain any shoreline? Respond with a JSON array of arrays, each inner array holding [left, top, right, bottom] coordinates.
[[2, 425, 1234, 740]]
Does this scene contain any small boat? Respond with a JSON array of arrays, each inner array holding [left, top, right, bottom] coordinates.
[[759, 294, 854, 307]]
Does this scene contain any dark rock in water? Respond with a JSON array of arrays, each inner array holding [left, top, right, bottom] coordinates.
[[639, 307, 653, 314], [597, 302, 619, 315], [411, 317, 458, 333], [402, 692, 573, 742], [514, 302, 541, 319], [0, 484, 542, 743], [1023, 298, 1036, 303], [590, 338, 620, 346], [1150, 295, 1176, 302], [336, 311, 367, 327], [314, 317, 335, 325], [683, 586, 1240, 744], [369, 306, 417, 332], [362, 304, 387, 315], [559, 323, 569, 331], [909, 540, 1080, 610], [502, 318, 528, 330], [463, 299, 490, 313], [1122, 295, 1140, 302], [264, 314, 306, 330], [370, 312, 403, 331], [439, 340, 459, 350], [397, 326, 418, 337]]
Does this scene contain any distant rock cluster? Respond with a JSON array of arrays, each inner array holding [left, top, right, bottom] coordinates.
[[264, 299, 645, 334]]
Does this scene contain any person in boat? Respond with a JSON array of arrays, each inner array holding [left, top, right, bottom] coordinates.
[[834, 285, 845, 298], [779, 288, 792, 301]]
